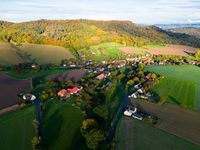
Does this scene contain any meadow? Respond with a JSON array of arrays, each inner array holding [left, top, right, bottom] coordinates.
[[115, 117, 200, 150], [80, 42, 124, 61], [0, 41, 23, 65], [19, 43, 74, 64], [42, 99, 85, 150], [0, 106, 35, 150], [145, 65, 200, 110]]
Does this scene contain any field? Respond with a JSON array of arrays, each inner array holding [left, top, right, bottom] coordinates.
[[0, 41, 24, 65], [48, 70, 85, 82], [19, 43, 74, 64], [145, 65, 200, 110], [0, 106, 35, 150], [42, 99, 85, 150], [115, 116, 200, 150], [0, 72, 31, 109], [79, 42, 124, 61], [131, 99, 200, 146], [119, 44, 198, 56]]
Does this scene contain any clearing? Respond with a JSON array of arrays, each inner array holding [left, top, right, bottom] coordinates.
[[145, 65, 200, 110], [115, 116, 200, 150], [0, 106, 35, 150]]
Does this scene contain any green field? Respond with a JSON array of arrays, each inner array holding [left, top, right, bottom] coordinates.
[[145, 65, 200, 110], [42, 99, 85, 150], [80, 42, 124, 61], [20, 43, 74, 64], [0, 41, 24, 65], [115, 117, 200, 150], [0, 107, 35, 150]]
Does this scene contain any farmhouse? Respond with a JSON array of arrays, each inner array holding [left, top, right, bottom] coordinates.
[[124, 107, 143, 121]]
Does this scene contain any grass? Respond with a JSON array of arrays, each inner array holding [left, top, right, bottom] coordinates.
[[0, 106, 35, 150], [80, 42, 124, 61], [115, 117, 200, 150], [19, 43, 74, 64], [145, 65, 200, 110], [0, 41, 23, 65], [42, 98, 84, 150]]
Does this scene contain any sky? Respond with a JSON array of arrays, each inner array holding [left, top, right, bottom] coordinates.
[[0, 0, 200, 24]]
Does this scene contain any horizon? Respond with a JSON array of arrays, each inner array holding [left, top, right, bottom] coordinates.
[[0, 0, 200, 24]]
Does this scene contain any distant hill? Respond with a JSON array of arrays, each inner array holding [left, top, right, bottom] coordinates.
[[1, 20, 200, 58], [168, 28, 200, 39], [155, 23, 200, 29]]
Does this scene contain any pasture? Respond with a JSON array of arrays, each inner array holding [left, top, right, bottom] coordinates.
[[80, 42, 124, 61], [42, 99, 84, 150], [0, 106, 35, 150], [0, 72, 31, 109], [19, 43, 74, 64], [145, 65, 200, 110], [0, 41, 24, 65], [115, 117, 200, 150]]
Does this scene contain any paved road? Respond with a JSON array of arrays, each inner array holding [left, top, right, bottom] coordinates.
[[132, 99, 200, 146]]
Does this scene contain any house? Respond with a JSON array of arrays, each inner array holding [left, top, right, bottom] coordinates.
[[124, 107, 143, 121], [67, 86, 83, 95], [31, 64, 37, 69], [96, 72, 110, 80], [128, 93, 137, 99], [57, 89, 70, 99]]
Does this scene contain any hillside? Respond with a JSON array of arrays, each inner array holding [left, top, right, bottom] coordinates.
[[168, 27, 200, 38], [1, 20, 200, 58]]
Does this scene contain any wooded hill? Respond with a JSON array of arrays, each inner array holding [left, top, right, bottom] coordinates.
[[0, 20, 200, 57]]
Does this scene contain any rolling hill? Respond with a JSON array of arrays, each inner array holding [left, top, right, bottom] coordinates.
[[1, 20, 200, 59], [168, 27, 200, 38]]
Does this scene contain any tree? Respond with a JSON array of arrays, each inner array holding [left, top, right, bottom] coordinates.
[[83, 129, 106, 150], [195, 50, 200, 59]]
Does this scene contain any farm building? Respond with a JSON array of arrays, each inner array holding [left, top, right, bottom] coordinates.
[[23, 93, 36, 101]]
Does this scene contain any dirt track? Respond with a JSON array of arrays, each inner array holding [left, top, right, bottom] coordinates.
[[0, 72, 31, 109], [132, 99, 200, 146], [119, 45, 199, 56]]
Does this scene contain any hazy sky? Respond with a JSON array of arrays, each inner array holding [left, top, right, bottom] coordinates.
[[0, 0, 200, 24]]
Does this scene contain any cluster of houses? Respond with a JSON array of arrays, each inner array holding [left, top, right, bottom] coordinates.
[[128, 83, 150, 100], [124, 106, 143, 120], [57, 85, 83, 100]]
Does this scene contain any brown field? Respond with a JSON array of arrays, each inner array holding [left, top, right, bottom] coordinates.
[[119, 45, 199, 56], [48, 70, 85, 82], [0, 72, 31, 109], [131, 99, 200, 145]]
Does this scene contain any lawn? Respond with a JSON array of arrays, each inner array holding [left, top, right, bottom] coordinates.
[[0, 106, 35, 150], [42, 98, 85, 150], [145, 65, 200, 110], [115, 117, 200, 150], [19, 43, 74, 64], [80, 42, 124, 61]]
